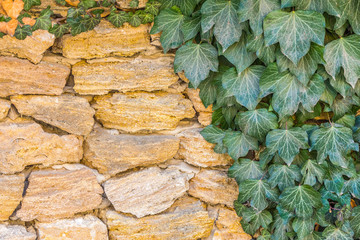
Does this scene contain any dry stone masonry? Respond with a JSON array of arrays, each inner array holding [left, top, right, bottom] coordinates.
[[0, 2, 251, 238]]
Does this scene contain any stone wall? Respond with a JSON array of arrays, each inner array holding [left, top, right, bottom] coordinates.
[[0, 8, 251, 240]]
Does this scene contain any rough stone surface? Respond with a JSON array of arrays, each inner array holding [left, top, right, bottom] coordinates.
[[30, 0, 68, 16], [0, 57, 70, 97], [0, 99, 11, 120], [0, 224, 36, 240], [0, 120, 83, 174], [72, 54, 178, 95], [177, 128, 232, 167], [106, 196, 214, 240], [0, 174, 24, 221], [199, 112, 212, 126], [93, 92, 195, 132], [188, 169, 239, 208], [0, 30, 55, 64], [186, 88, 212, 112], [16, 168, 103, 221], [61, 21, 151, 59], [84, 126, 179, 175], [11, 95, 95, 135], [104, 167, 189, 217], [36, 215, 108, 240]]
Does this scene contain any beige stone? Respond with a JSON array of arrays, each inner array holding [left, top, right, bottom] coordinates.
[[106, 196, 214, 240], [11, 95, 95, 135], [104, 167, 189, 217], [0, 174, 24, 221], [188, 170, 238, 207], [177, 128, 232, 167], [186, 88, 213, 112], [93, 92, 195, 133], [117, 0, 147, 8], [0, 57, 70, 97], [61, 21, 151, 59], [36, 215, 108, 240], [0, 120, 83, 174], [84, 126, 179, 175], [199, 112, 213, 126], [0, 99, 10, 120], [42, 52, 81, 67], [30, 0, 68, 16], [0, 30, 55, 64], [72, 54, 178, 95], [16, 168, 103, 221], [0, 224, 36, 240]]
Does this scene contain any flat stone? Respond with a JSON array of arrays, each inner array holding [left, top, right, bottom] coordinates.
[[0, 120, 83, 174], [104, 167, 189, 217], [199, 112, 212, 126], [177, 128, 232, 167], [0, 30, 55, 64], [106, 196, 214, 240], [0, 57, 70, 97], [0, 174, 24, 221], [72, 54, 178, 95], [16, 168, 103, 221], [0, 99, 11, 120], [93, 92, 195, 133], [0, 224, 36, 240], [188, 169, 238, 208], [61, 21, 151, 59], [186, 88, 213, 112], [11, 95, 95, 135], [84, 126, 179, 175], [36, 215, 108, 240]]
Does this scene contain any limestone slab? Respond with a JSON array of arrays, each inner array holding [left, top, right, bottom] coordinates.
[[199, 112, 212, 126], [186, 88, 213, 112], [0, 224, 36, 240], [0, 174, 24, 221], [0, 99, 10, 120]]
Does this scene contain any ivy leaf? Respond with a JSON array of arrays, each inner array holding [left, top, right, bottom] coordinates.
[[201, 0, 242, 51], [198, 71, 222, 107], [310, 123, 359, 167], [23, 0, 41, 11], [49, 23, 70, 38], [67, 8, 86, 18], [268, 164, 302, 191], [159, 0, 200, 15], [266, 127, 309, 165], [200, 124, 226, 153], [236, 108, 278, 141], [301, 159, 326, 186], [241, 207, 273, 229], [229, 159, 264, 184], [129, 0, 139, 8], [292, 217, 316, 239], [150, 8, 184, 52], [181, 14, 201, 42], [128, 12, 142, 27], [350, 206, 360, 238], [271, 213, 293, 240], [32, 7, 53, 31], [222, 66, 265, 110], [279, 185, 322, 218], [247, 34, 276, 65], [223, 131, 258, 160], [281, 0, 341, 17], [320, 80, 337, 105], [345, 174, 360, 199], [263, 10, 325, 64], [335, 0, 360, 35], [238, 0, 280, 35], [323, 35, 360, 88], [145, 1, 161, 15], [107, 11, 129, 28], [299, 74, 325, 112], [322, 225, 353, 240], [174, 42, 218, 88], [14, 25, 32, 40]]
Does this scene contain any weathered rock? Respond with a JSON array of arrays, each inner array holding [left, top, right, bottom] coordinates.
[[177, 128, 232, 167], [0, 99, 10, 120], [72, 54, 178, 95], [0, 30, 55, 64], [11, 95, 95, 135], [0, 174, 24, 221], [30, 0, 68, 16], [36, 215, 108, 240], [186, 88, 213, 112], [104, 167, 189, 217], [0, 224, 36, 240], [118, 0, 147, 8], [0, 120, 83, 174], [93, 92, 195, 132], [16, 168, 103, 221], [84, 126, 179, 175], [199, 112, 213, 126], [106, 196, 214, 240], [61, 21, 151, 59], [188, 170, 238, 207], [0, 57, 70, 97]]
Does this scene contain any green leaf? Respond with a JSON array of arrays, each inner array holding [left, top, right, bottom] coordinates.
[[350, 206, 360, 238], [335, 0, 360, 35], [181, 14, 201, 42], [329, 72, 353, 97], [67, 7, 86, 18], [129, 0, 139, 8], [320, 80, 337, 105], [263, 10, 325, 64], [281, 0, 341, 17], [159, 0, 200, 15], [299, 74, 325, 112], [247, 34, 276, 65], [241, 207, 273, 229], [236, 109, 278, 141], [23, 0, 41, 11], [271, 213, 293, 240], [301, 159, 326, 186], [323, 225, 353, 240], [266, 127, 309, 165], [32, 8, 53, 31], [79, 0, 97, 9], [145, 1, 161, 15], [229, 158, 265, 183], [292, 217, 316, 239], [323, 35, 360, 88], [14, 25, 32, 40], [150, 8, 184, 52], [201, 0, 242, 51], [107, 11, 129, 28], [129, 13, 142, 27], [223, 131, 259, 160], [238, 0, 280, 35], [174, 42, 218, 88], [49, 24, 70, 38], [345, 174, 360, 199], [55, 0, 66, 6], [268, 164, 302, 191], [335, 114, 355, 128], [279, 185, 322, 218], [310, 123, 359, 167]]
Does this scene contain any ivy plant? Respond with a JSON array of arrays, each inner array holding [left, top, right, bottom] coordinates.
[[153, 0, 360, 239]]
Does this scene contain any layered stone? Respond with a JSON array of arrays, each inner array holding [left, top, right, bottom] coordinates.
[[185, 88, 213, 112], [104, 167, 189, 217], [0, 57, 70, 97], [16, 168, 103, 221], [0, 99, 11, 120], [93, 92, 195, 132], [11, 95, 95, 135], [0, 224, 36, 240], [0, 174, 24, 221], [72, 54, 178, 95], [84, 126, 179, 175]]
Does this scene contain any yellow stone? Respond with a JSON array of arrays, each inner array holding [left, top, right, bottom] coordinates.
[[186, 88, 213, 112], [0, 99, 10, 120], [0, 174, 24, 221]]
